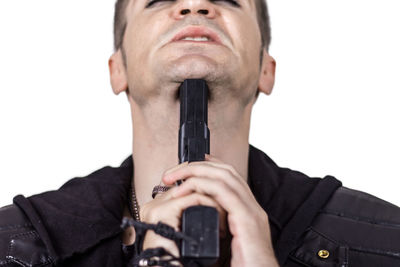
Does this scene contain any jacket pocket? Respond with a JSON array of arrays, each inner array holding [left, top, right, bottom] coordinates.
[[289, 228, 348, 267]]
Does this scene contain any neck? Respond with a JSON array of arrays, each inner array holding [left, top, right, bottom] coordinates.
[[128, 95, 253, 207]]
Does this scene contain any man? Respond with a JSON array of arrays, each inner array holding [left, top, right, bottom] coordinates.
[[1, 0, 400, 267], [109, 0, 278, 264]]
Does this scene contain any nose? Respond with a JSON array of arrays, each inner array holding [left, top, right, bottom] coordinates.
[[172, 0, 217, 20]]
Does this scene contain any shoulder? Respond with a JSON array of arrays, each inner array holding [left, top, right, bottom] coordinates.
[[0, 157, 133, 267], [289, 186, 400, 266], [0, 204, 53, 266]]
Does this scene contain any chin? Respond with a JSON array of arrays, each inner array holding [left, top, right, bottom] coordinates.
[[165, 55, 225, 82], [151, 53, 240, 102]]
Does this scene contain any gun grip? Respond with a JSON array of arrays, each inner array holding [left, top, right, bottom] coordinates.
[[181, 206, 219, 266]]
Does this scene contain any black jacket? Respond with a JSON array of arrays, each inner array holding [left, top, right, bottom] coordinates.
[[1, 145, 400, 266]]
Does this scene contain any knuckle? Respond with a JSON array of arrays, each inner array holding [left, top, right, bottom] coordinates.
[[187, 164, 199, 173], [192, 193, 215, 206], [183, 177, 197, 189], [219, 168, 232, 179], [227, 165, 240, 176], [220, 183, 236, 198], [188, 176, 199, 185], [141, 202, 164, 222], [189, 192, 202, 201], [215, 179, 227, 189]]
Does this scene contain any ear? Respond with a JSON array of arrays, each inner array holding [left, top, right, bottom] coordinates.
[[257, 49, 276, 96], [108, 49, 128, 95]]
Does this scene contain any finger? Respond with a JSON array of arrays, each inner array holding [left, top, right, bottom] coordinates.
[[145, 191, 223, 222], [163, 155, 233, 178], [201, 160, 243, 179], [142, 193, 228, 254], [205, 154, 224, 163], [172, 177, 252, 217], [162, 164, 248, 195], [168, 192, 224, 217], [144, 192, 227, 235], [168, 192, 228, 238], [162, 161, 244, 184], [163, 161, 189, 177]]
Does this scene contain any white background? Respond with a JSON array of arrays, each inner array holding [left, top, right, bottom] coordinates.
[[0, 1, 399, 207]]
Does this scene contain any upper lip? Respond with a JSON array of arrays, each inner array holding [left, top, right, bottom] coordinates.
[[170, 26, 223, 45]]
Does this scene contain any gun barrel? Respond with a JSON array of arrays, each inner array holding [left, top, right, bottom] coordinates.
[[178, 79, 210, 164]]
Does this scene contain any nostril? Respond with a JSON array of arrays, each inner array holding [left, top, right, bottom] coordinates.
[[198, 9, 208, 15], [181, 9, 190, 15]]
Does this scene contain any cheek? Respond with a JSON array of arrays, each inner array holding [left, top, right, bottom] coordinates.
[[224, 12, 261, 58], [125, 14, 166, 62], [230, 16, 262, 77], [240, 20, 261, 60]]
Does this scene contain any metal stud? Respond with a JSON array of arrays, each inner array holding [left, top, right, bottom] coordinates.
[[318, 249, 330, 259]]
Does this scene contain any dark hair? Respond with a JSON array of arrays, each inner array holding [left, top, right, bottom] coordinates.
[[113, 0, 271, 52]]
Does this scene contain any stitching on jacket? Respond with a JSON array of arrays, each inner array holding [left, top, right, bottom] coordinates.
[[349, 246, 400, 260], [308, 226, 343, 245], [287, 254, 314, 267], [343, 245, 349, 267], [314, 215, 400, 260], [0, 223, 32, 232], [10, 231, 39, 241], [320, 210, 400, 228], [6, 255, 53, 267]]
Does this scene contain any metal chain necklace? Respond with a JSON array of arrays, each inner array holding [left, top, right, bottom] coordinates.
[[129, 180, 141, 222]]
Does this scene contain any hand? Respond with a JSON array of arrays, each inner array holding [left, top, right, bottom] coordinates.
[[139, 182, 226, 259], [162, 155, 279, 267]]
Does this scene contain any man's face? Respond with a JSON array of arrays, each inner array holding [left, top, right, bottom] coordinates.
[[120, 0, 265, 107]]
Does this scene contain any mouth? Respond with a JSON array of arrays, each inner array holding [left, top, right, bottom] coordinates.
[[170, 26, 223, 46]]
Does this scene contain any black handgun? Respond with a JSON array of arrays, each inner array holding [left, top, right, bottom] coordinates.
[[178, 79, 219, 266]]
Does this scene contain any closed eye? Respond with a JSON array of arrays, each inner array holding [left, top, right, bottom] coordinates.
[[145, 0, 174, 8], [212, 0, 241, 7]]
